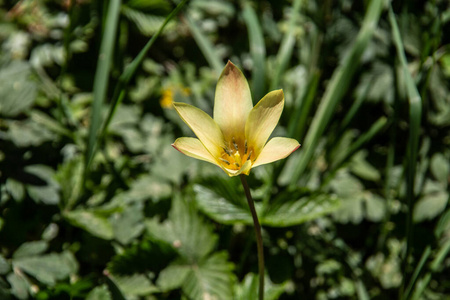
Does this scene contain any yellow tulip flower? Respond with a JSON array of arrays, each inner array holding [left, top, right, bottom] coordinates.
[[172, 61, 300, 176]]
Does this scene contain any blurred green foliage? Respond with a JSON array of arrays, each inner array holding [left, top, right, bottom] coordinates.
[[0, 0, 449, 299]]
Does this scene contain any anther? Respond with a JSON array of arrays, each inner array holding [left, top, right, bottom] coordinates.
[[246, 150, 253, 161], [222, 147, 232, 156], [220, 158, 231, 165], [234, 162, 240, 168], [244, 140, 248, 154], [232, 137, 239, 151]]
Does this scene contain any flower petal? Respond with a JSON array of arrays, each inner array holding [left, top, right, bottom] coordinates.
[[245, 89, 284, 156], [172, 137, 219, 166], [213, 61, 253, 145], [173, 102, 224, 157], [252, 137, 300, 167], [222, 160, 252, 177]]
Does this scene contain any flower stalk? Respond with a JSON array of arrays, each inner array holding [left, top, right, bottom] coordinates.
[[240, 174, 264, 300]]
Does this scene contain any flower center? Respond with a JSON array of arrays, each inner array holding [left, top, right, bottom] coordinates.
[[219, 137, 254, 170]]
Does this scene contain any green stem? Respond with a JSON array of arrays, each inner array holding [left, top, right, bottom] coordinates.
[[240, 174, 264, 300]]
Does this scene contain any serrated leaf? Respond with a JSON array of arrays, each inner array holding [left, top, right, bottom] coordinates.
[[65, 210, 114, 240], [181, 252, 235, 300], [262, 193, 341, 227], [55, 156, 83, 209], [24, 165, 60, 205], [13, 251, 78, 286], [235, 273, 287, 300], [7, 119, 55, 148], [156, 264, 190, 291], [413, 189, 448, 223], [193, 177, 253, 225], [86, 285, 112, 300], [430, 153, 449, 186], [108, 239, 177, 275], [5, 179, 25, 202], [365, 193, 386, 222], [0, 255, 10, 275], [112, 202, 144, 245], [350, 151, 381, 182], [146, 196, 217, 261], [0, 61, 37, 117], [108, 274, 158, 296], [126, 174, 172, 202], [122, 6, 175, 36], [6, 272, 29, 300], [13, 241, 48, 259]]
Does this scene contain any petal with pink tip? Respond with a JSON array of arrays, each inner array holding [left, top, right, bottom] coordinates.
[[252, 137, 300, 167], [173, 102, 224, 158], [213, 61, 253, 145], [245, 89, 284, 156], [172, 137, 219, 166]]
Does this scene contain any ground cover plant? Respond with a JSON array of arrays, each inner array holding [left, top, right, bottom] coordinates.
[[0, 0, 449, 299]]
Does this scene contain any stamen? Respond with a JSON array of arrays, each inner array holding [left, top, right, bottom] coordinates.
[[246, 150, 253, 161], [244, 140, 248, 154], [220, 158, 231, 165], [232, 137, 239, 151], [234, 162, 240, 168], [222, 147, 232, 156]]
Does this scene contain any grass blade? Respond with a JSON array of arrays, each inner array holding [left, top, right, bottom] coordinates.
[[410, 240, 450, 300], [270, 0, 303, 91], [402, 246, 431, 300], [84, 0, 121, 174], [287, 70, 320, 140], [388, 5, 423, 289], [185, 14, 223, 74], [100, 0, 189, 138], [242, 3, 266, 101], [283, 0, 384, 187]]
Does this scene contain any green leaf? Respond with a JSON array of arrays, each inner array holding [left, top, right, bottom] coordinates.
[[0, 255, 10, 275], [0, 61, 37, 117], [5, 179, 25, 202], [181, 252, 235, 300], [146, 196, 217, 260], [24, 165, 60, 205], [122, 6, 175, 36], [261, 193, 340, 227], [112, 202, 144, 245], [108, 274, 158, 296], [413, 182, 448, 222], [7, 119, 55, 148], [125, 175, 172, 202], [6, 272, 30, 300], [13, 251, 78, 286], [430, 153, 449, 186], [13, 241, 48, 259], [85, 0, 122, 174], [283, 0, 384, 186], [194, 177, 253, 225], [108, 239, 177, 275], [64, 210, 114, 240], [156, 264, 190, 291], [349, 151, 381, 182], [235, 273, 287, 300], [242, 3, 266, 100], [55, 156, 83, 209], [86, 285, 112, 300]]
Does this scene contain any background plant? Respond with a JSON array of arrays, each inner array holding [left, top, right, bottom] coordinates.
[[0, 0, 449, 299]]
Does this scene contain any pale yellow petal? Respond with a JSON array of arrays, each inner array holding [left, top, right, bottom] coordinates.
[[213, 61, 253, 146], [222, 160, 252, 177], [173, 102, 224, 157], [172, 137, 219, 166], [252, 137, 300, 167], [245, 90, 284, 156]]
